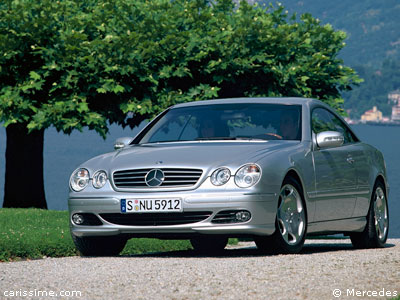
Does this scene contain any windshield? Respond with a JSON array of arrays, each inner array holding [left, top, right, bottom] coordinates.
[[137, 103, 302, 144]]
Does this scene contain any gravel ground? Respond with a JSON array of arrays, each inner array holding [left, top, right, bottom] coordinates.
[[0, 239, 399, 300]]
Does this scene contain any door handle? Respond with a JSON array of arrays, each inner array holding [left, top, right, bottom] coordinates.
[[347, 157, 355, 164]]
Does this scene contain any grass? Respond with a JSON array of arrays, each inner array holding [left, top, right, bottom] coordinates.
[[0, 208, 237, 262], [0, 208, 76, 261]]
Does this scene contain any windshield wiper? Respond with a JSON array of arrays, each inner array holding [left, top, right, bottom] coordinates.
[[142, 137, 267, 144], [234, 137, 266, 141], [196, 137, 266, 141], [196, 137, 238, 140]]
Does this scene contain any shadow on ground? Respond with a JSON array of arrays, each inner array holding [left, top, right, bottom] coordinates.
[[119, 241, 396, 259]]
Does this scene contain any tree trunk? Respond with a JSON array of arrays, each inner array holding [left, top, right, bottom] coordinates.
[[3, 124, 47, 209]]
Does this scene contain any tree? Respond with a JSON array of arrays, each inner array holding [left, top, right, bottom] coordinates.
[[0, 0, 360, 208]]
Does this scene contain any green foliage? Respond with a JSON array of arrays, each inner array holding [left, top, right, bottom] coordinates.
[[1, 208, 228, 261], [264, 0, 400, 118], [344, 60, 400, 118], [269, 0, 400, 67], [121, 239, 192, 256], [0, 208, 76, 261], [0, 0, 360, 137]]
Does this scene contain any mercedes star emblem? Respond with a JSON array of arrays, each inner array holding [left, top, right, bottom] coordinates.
[[145, 169, 165, 187]]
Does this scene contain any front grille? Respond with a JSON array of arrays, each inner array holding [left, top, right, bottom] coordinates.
[[99, 212, 212, 226], [113, 168, 203, 188]]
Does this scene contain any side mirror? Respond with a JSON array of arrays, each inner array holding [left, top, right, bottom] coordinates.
[[114, 137, 133, 150], [316, 131, 344, 149]]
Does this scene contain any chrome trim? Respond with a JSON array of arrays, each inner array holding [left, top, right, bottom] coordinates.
[[316, 131, 344, 148], [145, 169, 165, 187], [112, 168, 203, 190]]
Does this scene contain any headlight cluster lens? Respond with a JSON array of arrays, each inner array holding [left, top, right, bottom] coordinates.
[[235, 164, 261, 188], [93, 170, 108, 189], [70, 168, 90, 192], [70, 169, 108, 191], [211, 168, 231, 186]]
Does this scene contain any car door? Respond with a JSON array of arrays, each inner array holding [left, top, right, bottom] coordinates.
[[348, 143, 372, 218], [311, 108, 358, 222]]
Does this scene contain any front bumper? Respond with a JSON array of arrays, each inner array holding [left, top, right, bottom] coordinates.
[[69, 190, 278, 238]]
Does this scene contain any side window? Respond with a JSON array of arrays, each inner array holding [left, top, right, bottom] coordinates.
[[312, 108, 356, 144]]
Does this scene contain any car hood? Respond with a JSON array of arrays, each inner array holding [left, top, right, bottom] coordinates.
[[83, 141, 300, 173]]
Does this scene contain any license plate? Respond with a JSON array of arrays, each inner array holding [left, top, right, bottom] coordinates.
[[120, 199, 182, 213]]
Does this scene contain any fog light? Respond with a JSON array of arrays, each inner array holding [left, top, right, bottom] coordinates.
[[235, 211, 251, 222], [72, 214, 84, 225]]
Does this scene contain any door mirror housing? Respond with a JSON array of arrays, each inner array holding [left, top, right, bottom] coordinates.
[[114, 137, 133, 150], [316, 131, 344, 149]]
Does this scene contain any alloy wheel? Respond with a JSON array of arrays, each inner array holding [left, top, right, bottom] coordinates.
[[374, 186, 388, 242], [277, 184, 306, 245]]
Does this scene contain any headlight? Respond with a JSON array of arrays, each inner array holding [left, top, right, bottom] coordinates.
[[235, 164, 261, 188], [93, 170, 108, 189], [70, 168, 90, 192], [211, 168, 231, 186]]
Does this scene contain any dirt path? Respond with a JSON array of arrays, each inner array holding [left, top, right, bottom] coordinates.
[[1, 239, 399, 300]]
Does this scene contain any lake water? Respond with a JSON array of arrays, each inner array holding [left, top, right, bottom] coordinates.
[[0, 124, 399, 237]]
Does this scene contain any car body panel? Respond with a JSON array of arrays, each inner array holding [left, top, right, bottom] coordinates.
[[68, 97, 389, 242], [312, 144, 358, 221]]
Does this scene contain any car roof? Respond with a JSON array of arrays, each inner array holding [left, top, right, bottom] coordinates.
[[171, 97, 320, 108]]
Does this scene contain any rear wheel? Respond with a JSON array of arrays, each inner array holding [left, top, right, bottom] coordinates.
[[350, 181, 389, 249], [255, 177, 307, 254], [190, 236, 228, 254], [72, 235, 127, 256]]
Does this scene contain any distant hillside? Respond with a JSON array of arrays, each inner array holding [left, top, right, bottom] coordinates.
[[259, 0, 400, 67], [255, 0, 400, 118]]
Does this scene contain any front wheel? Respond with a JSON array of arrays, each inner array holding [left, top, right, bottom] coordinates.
[[255, 177, 307, 254], [350, 181, 389, 249], [72, 235, 127, 256]]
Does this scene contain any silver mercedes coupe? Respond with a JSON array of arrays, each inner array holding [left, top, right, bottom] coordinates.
[[68, 98, 389, 255]]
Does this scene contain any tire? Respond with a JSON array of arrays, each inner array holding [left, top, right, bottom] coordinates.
[[255, 177, 307, 254], [350, 181, 389, 249], [190, 236, 228, 254], [72, 234, 127, 256]]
